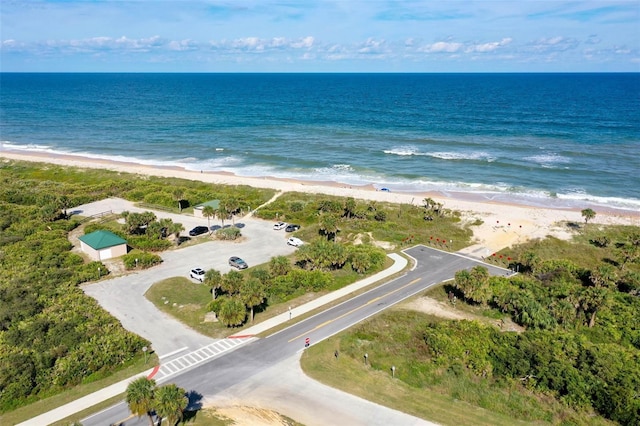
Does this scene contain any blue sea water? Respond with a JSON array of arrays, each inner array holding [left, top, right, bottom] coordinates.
[[1, 73, 639, 211]]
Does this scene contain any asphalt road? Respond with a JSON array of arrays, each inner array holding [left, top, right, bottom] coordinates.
[[83, 245, 510, 426]]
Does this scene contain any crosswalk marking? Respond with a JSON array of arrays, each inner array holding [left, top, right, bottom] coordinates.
[[153, 337, 255, 381]]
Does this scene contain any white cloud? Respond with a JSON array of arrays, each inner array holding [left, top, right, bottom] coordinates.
[[168, 39, 197, 51], [467, 38, 512, 53], [210, 36, 314, 52], [420, 41, 463, 53], [357, 38, 387, 54], [291, 36, 314, 49], [530, 36, 579, 52]]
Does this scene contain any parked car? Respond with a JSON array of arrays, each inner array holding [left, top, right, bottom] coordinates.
[[287, 237, 304, 247], [229, 256, 248, 269], [190, 268, 206, 282], [189, 226, 209, 236], [285, 224, 300, 232], [273, 221, 287, 230]]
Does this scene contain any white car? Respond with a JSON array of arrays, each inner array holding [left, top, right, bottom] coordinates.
[[287, 237, 304, 247], [273, 221, 287, 230], [190, 268, 205, 282]]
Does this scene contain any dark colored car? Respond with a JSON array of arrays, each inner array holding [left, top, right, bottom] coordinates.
[[229, 256, 248, 269], [189, 226, 209, 236], [285, 224, 300, 232]]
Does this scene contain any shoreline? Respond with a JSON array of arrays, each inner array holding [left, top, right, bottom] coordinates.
[[2, 149, 638, 253], [3, 144, 639, 214]]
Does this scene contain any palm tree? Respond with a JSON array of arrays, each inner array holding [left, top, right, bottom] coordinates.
[[167, 222, 184, 245], [172, 188, 184, 212], [269, 256, 291, 277], [125, 377, 156, 426], [221, 270, 244, 296], [454, 269, 473, 299], [154, 383, 188, 426], [580, 286, 609, 328], [349, 249, 371, 274], [205, 268, 222, 299], [344, 197, 357, 218], [217, 200, 230, 227], [422, 197, 435, 211], [56, 194, 72, 219], [240, 278, 266, 323], [617, 232, 640, 271], [202, 205, 216, 230], [521, 251, 541, 274], [218, 297, 247, 327], [319, 213, 339, 240], [225, 197, 240, 224], [581, 208, 596, 224], [454, 266, 491, 304], [40, 203, 60, 222], [589, 264, 618, 289]]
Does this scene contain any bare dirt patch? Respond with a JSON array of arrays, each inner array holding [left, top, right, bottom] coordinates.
[[399, 296, 524, 333], [350, 231, 396, 250], [210, 405, 298, 426]]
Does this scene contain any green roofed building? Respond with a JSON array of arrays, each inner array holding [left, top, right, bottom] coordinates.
[[79, 230, 128, 261], [193, 199, 220, 218]]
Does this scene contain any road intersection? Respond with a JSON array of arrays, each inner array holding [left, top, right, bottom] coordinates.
[[77, 245, 509, 426]]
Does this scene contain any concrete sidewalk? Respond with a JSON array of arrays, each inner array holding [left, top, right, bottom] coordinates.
[[16, 369, 154, 426], [17, 253, 408, 426]]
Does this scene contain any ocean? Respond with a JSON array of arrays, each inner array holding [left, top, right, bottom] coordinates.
[[1, 73, 639, 211]]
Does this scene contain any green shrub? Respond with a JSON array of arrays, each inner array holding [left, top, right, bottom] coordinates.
[[216, 227, 241, 240], [142, 191, 175, 208], [122, 252, 162, 270], [126, 236, 173, 252]]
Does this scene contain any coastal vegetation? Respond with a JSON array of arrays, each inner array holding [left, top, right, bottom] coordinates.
[[254, 191, 472, 252], [303, 225, 640, 425], [0, 160, 273, 412], [2, 159, 639, 425]]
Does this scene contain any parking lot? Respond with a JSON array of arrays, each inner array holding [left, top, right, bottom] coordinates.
[[78, 198, 298, 356]]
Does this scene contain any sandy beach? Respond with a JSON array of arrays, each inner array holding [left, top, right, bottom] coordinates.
[[1, 150, 638, 253]]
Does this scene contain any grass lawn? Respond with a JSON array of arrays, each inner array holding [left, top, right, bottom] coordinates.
[[144, 277, 227, 338]]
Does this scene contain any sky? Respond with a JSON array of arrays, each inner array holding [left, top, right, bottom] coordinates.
[[1, 1, 639, 72]]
